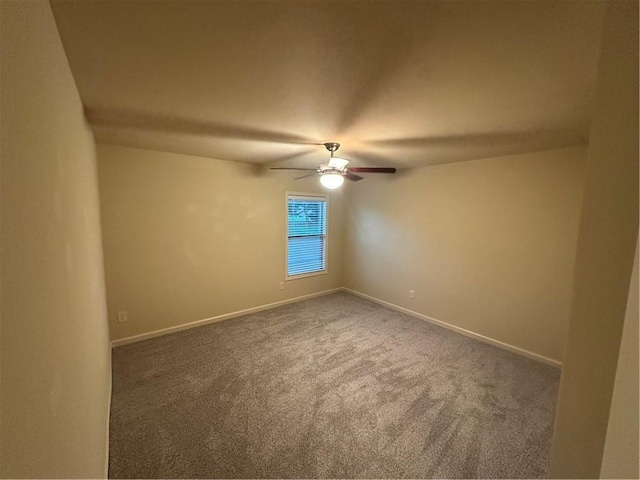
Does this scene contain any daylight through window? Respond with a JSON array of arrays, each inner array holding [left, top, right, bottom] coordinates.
[[286, 194, 327, 278]]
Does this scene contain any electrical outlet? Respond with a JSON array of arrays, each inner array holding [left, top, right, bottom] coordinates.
[[117, 311, 128, 323], [279, 282, 285, 290], [409, 290, 415, 299]]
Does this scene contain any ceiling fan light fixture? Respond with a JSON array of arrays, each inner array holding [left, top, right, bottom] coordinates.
[[319, 173, 344, 190], [327, 156, 350, 170], [271, 141, 395, 185]]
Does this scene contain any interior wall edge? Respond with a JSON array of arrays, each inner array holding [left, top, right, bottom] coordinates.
[[110, 287, 342, 348], [547, 0, 639, 476], [1, 1, 111, 477], [344, 287, 562, 369], [104, 367, 112, 475]]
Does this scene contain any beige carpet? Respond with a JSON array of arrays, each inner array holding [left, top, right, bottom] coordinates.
[[109, 292, 559, 478]]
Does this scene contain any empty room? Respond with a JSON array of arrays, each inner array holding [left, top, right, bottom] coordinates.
[[1, 0, 638, 479]]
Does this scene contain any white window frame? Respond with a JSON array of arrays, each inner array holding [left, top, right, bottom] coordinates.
[[285, 192, 329, 281]]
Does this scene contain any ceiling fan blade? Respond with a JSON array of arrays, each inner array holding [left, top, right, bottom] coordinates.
[[270, 167, 318, 171], [294, 172, 318, 180], [348, 167, 396, 173], [345, 172, 364, 182]]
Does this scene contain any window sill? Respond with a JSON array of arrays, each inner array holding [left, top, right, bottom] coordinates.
[[285, 270, 328, 281]]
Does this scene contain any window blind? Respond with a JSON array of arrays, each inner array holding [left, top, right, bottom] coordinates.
[[287, 195, 327, 277]]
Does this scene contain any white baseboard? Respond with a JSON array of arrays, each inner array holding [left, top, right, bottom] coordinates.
[[343, 287, 562, 369], [110, 286, 562, 369], [110, 288, 342, 348]]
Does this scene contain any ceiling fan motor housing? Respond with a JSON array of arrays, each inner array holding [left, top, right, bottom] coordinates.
[[319, 164, 344, 175], [324, 142, 340, 154]]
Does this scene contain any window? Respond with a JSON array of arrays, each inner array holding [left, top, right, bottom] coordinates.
[[286, 193, 327, 278]]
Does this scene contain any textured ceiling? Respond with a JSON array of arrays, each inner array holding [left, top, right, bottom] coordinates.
[[51, 0, 605, 168]]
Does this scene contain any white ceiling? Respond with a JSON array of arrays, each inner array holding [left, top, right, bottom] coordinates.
[[51, 0, 605, 168]]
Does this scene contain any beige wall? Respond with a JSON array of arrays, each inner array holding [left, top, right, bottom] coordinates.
[[343, 146, 587, 363], [97, 145, 344, 341], [0, 1, 111, 478], [548, 1, 639, 477], [600, 240, 639, 479]]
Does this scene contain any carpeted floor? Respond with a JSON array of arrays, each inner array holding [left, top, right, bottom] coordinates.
[[109, 292, 560, 479]]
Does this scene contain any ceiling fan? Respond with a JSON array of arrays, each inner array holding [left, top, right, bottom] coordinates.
[[270, 142, 396, 189]]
